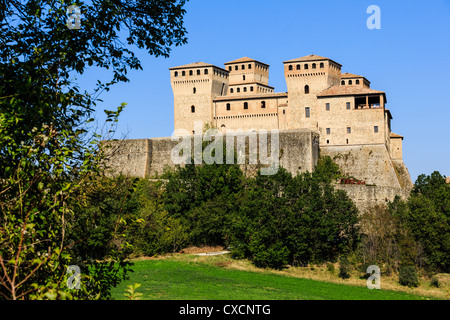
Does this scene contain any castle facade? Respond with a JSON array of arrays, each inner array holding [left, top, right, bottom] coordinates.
[[170, 54, 404, 161]]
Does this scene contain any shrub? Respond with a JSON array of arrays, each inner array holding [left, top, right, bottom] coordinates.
[[326, 263, 335, 273], [339, 257, 352, 279], [430, 276, 440, 288], [398, 265, 419, 287]]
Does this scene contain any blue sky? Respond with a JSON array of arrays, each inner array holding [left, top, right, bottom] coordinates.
[[82, 0, 450, 182]]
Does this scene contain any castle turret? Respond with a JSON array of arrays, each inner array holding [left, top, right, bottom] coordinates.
[[283, 54, 341, 130], [170, 62, 229, 134]]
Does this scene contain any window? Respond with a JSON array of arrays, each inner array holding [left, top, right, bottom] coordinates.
[[283, 109, 285, 114], [193, 87, 196, 94], [230, 88, 234, 93], [243, 87, 247, 92], [305, 107, 310, 118], [248, 64, 252, 69], [304, 64, 309, 70], [312, 63, 316, 69], [326, 128, 331, 135], [243, 75, 246, 81], [304, 85, 310, 94], [356, 79, 360, 85], [174, 71, 178, 77], [348, 80, 352, 85], [237, 88, 240, 93], [296, 64, 300, 70], [244, 102, 248, 109], [182, 71, 186, 76], [226, 103, 231, 111], [327, 140, 330, 144], [320, 62, 324, 68], [197, 70, 201, 75], [204, 69, 208, 75], [341, 80, 345, 85], [250, 86, 254, 92], [346, 102, 351, 109], [347, 127, 351, 134], [261, 101, 266, 109], [289, 65, 293, 71], [242, 65, 245, 70], [189, 70, 193, 76], [191, 105, 195, 113], [235, 66, 238, 70], [229, 66, 232, 71], [374, 126, 379, 133], [326, 103, 330, 111]]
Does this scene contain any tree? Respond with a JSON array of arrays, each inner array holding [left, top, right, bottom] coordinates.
[[0, 0, 188, 299]]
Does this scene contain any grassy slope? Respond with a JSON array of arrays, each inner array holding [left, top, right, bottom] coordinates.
[[111, 255, 435, 300]]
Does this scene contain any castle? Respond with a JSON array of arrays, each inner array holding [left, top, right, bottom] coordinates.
[[170, 54, 402, 161], [106, 54, 413, 212]]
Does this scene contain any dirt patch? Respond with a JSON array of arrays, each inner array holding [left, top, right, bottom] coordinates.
[[180, 246, 226, 254]]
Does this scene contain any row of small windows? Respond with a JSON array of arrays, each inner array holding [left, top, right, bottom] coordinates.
[[227, 64, 268, 72], [341, 79, 360, 85], [229, 87, 273, 94], [325, 102, 352, 110], [288, 62, 324, 71], [174, 69, 228, 78], [325, 126, 379, 135]]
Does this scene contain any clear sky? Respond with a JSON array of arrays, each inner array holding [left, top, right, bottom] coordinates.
[[82, 0, 450, 182]]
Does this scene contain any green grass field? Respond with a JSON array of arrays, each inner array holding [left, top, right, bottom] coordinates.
[[111, 254, 435, 300]]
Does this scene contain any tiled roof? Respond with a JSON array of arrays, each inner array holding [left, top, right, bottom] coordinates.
[[169, 62, 216, 70], [224, 57, 269, 66], [390, 132, 403, 139], [317, 85, 385, 97], [283, 54, 342, 66], [341, 72, 364, 79]]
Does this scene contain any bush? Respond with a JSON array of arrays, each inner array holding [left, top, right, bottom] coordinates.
[[326, 263, 335, 273], [398, 265, 419, 287], [339, 257, 352, 279], [430, 276, 440, 288]]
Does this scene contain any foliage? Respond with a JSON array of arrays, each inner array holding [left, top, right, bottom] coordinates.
[[0, 0, 188, 300], [229, 157, 360, 270], [398, 265, 419, 288], [338, 256, 352, 279], [326, 263, 335, 273], [124, 283, 143, 300]]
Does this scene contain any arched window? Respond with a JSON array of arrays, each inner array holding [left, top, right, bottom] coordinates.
[[229, 66, 232, 71], [244, 87, 247, 92], [320, 62, 324, 68], [243, 75, 246, 81], [230, 88, 234, 93], [348, 80, 352, 85], [221, 124, 226, 129], [304, 85, 310, 94], [341, 80, 345, 85], [174, 71, 178, 77], [235, 65, 238, 70], [204, 69, 208, 75], [296, 64, 300, 70], [182, 71, 186, 76], [244, 102, 248, 109], [193, 87, 196, 94], [304, 64, 309, 70], [242, 65, 245, 70], [289, 65, 293, 71], [356, 79, 360, 85], [189, 70, 193, 76], [250, 86, 254, 92], [197, 69, 201, 75], [312, 63, 316, 69], [191, 105, 195, 113], [226, 103, 231, 111], [248, 64, 252, 69], [261, 101, 266, 108], [237, 88, 240, 93]]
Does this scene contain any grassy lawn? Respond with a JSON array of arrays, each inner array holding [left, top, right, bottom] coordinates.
[[111, 254, 437, 300]]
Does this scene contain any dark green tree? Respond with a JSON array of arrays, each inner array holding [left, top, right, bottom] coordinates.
[[0, 0, 188, 299]]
